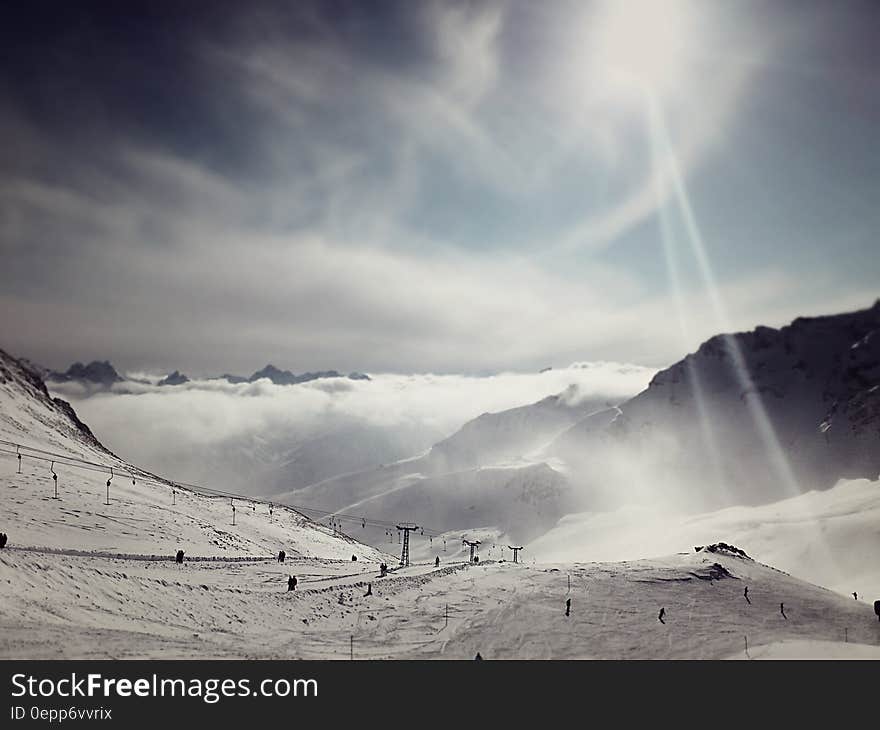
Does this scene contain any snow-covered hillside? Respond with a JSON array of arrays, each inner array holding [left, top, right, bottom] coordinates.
[[528, 477, 880, 599], [3, 547, 877, 659], [0, 349, 384, 561]]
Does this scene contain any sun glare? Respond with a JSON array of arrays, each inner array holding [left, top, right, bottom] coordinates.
[[589, 0, 693, 98]]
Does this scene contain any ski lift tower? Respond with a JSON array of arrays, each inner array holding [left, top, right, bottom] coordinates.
[[508, 546, 523, 563], [397, 523, 419, 567], [463, 539, 482, 564]]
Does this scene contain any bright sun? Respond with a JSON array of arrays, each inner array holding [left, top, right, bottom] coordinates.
[[589, 0, 693, 99]]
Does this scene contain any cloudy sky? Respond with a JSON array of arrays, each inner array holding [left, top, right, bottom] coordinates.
[[1, 0, 878, 376]]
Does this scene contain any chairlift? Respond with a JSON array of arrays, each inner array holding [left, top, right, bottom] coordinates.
[[50, 461, 59, 499], [104, 467, 113, 505]]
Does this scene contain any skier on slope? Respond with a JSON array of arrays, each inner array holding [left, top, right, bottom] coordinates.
[[287, 575, 297, 592], [435, 556, 440, 568], [744, 586, 751, 604], [565, 598, 571, 617], [658, 607, 666, 624], [278, 550, 286, 563], [0, 533, 7, 549]]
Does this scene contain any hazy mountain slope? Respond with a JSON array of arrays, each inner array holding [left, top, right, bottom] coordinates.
[[426, 386, 611, 471], [257, 421, 444, 496], [278, 387, 615, 541], [547, 301, 880, 510]]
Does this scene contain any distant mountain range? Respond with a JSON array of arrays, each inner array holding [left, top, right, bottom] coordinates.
[[43, 361, 371, 388], [48, 360, 124, 388]]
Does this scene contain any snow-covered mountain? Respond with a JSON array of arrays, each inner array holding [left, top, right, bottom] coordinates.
[[0, 348, 383, 561], [546, 300, 880, 510]]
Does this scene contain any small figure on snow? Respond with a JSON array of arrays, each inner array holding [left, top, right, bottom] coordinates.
[[435, 556, 440, 568], [287, 575, 297, 592], [0, 532, 7, 549], [351, 554, 357, 562], [364, 583, 372, 597], [175, 549, 184, 565], [874, 600, 880, 622], [565, 598, 571, 617], [380, 563, 388, 577], [278, 550, 286, 564], [744, 586, 751, 604], [658, 607, 666, 624], [853, 591, 858, 601], [474, 652, 483, 660], [780, 602, 787, 620]]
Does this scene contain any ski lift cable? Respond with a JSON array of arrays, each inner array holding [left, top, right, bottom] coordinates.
[[0, 441, 447, 537]]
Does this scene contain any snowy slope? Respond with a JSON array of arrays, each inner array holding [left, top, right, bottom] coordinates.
[[2, 547, 877, 659], [0, 349, 385, 561], [527, 477, 880, 600]]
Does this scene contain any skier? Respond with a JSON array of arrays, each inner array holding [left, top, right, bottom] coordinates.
[[874, 600, 880, 622], [658, 607, 666, 624], [175, 549, 184, 565], [853, 592, 858, 601], [351, 554, 357, 562], [278, 550, 286, 564], [0, 532, 7, 549], [380, 563, 388, 577], [744, 586, 751, 604], [565, 598, 571, 617], [435, 556, 440, 568], [780, 602, 787, 620], [364, 583, 372, 597], [287, 575, 297, 592], [474, 652, 483, 660]]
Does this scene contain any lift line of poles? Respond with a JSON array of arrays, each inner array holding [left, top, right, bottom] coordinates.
[[0, 438, 449, 540]]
